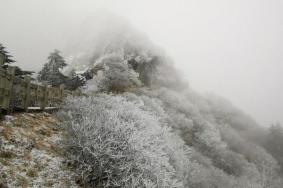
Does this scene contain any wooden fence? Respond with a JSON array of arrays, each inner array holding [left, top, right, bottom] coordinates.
[[0, 65, 82, 112]]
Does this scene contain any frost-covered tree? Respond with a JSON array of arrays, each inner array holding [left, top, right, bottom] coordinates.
[[125, 87, 283, 187], [37, 49, 67, 86], [64, 20, 185, 91], [87, 54, 141, 93], [64, 69, 86, 90]]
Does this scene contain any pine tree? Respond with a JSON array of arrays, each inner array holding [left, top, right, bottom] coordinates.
[[37, 49, 67, 86], [14, 66, 34, 77], [0, 43, 34, 77], [0, 43, 15, 67]]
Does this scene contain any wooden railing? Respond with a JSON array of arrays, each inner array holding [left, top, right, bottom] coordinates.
[[0, 65, 82, 112]]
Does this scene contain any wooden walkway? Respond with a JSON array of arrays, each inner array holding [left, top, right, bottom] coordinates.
[[0, 65, 82, 114]]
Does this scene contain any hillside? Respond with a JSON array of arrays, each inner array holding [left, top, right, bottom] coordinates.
[[57, 20, 283, 187], [0, 113, 77, 188]]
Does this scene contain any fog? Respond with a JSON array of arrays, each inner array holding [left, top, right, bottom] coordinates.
[[0, 0, 282, 126]]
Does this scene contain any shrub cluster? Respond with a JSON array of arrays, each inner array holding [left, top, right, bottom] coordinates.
[[59, 95, 192, 187]]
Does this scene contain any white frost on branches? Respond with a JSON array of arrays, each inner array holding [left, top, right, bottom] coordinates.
[[60, 95, 195, 187]]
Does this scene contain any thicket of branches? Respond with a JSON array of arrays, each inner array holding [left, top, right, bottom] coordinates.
[[59, 95, 193, 187], [59, 92, 283, 188]]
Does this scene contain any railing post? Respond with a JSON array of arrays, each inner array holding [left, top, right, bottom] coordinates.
[[41, 85, 48, 110], [5, 66, 15, 111], [59, 84, 64, 101], [23, 76, 31, 111], [0, 68, 4, 109], [35, 85, 39, 107]]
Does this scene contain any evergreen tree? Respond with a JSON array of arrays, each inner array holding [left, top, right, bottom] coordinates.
[[0, 43, 34, 77], [0, 43, 15, 67], [14, 66, 34, 78], [65, 69, 86, 90], [37, 49, 67, 86]]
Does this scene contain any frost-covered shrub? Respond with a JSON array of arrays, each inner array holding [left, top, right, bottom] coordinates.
[[59, 95, 192, 187], [87, 54, 141, 93], [122, 89, 283, 187], [59, 90, 283, 188]]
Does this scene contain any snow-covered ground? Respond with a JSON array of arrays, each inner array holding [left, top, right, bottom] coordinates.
[[0, 113, 78, 188]]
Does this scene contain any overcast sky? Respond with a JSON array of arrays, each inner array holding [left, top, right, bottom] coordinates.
[[0, 0, 282, 126]]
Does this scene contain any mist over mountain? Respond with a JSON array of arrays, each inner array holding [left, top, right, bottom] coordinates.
[[2, 1, 282, 126], [1, 1, 283, 187], [59, 19, 283, 187]]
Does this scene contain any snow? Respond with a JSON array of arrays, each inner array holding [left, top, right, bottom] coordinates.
[[0, 113, 78, 187]]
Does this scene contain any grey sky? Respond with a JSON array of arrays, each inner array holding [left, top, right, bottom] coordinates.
[[0, 0, 282, 126]]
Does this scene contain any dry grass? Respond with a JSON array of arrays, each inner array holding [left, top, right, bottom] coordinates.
[[0, 112, 77, 187], [0, 151, 16, 159], [26, 168, 38, 178], [15, 175, 28, 188], [0, 126, 13, 139], [43, 179, 54, 187], [0, 158, 10, 166]]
